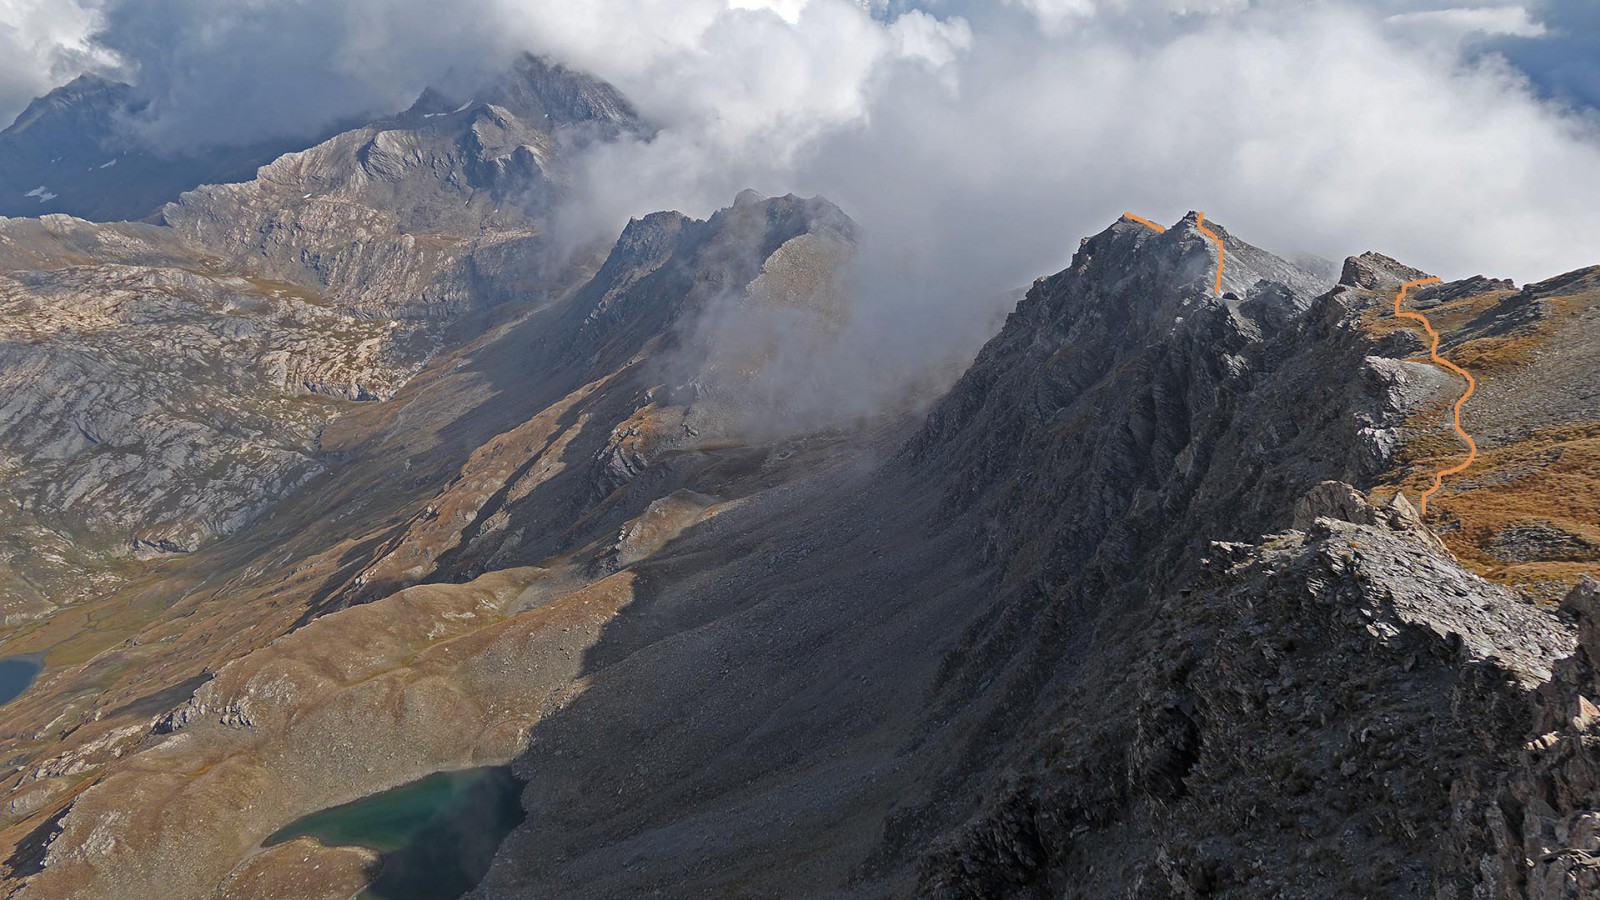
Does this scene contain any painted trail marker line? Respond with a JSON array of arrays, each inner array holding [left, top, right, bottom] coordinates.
[[1194, 212, 1225, 296], [1392, 276, 1478, 515], [1120, 213, 1479, 514], [1123, 211, 1224, 294], [1122, 212, 1166, 234]]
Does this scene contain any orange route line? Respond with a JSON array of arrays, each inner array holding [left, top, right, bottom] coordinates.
[[1392, 275, 1477, 515], [1121, 212, 1478, 516], [1194, 211, 1225, 296], [1122, 211, 1166, 234], [1123, 210, 1224, 295]]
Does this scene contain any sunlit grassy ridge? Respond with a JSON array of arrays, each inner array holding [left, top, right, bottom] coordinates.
[[1368, 270, 1600, 599]]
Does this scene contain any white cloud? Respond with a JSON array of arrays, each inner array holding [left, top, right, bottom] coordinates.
[[543, 1, 1600, 286], [503, 0, 1600, 422], [0, 0, 116, 128], [1, 0, 1599, 410], [1001, 0, 1096, 31], [728, 0, 811, 24], [1387, 6, 1547, 39]]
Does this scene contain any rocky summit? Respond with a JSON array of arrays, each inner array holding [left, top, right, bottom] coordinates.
[[1, 48, 1599, 900]]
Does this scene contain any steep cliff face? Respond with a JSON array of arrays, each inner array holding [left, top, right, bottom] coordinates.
[[890, 217, 1446, 794], [918, 486, 1578, 898]]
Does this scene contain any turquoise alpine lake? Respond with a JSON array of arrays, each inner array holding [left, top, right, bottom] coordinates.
[[0, 656, 43, 707], [262, 765, 526, 899]]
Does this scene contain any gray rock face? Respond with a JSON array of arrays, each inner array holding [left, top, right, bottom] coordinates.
[[0, 260, 439, 622], [462, 214, 1596, 899], [920, 484, 1572, 898], [0, 56, 640, 623], [906, 213, 1402, 600], [1292, 480, 1441, 552], [160, 54, 639, 317], [1466, 576, 1600, 900], [1339, 250, 1431, 292]]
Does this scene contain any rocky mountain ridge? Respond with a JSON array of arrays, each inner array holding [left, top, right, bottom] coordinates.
[[0, 56, 640, 626], [457, 214, 1600, 899], [0, 67, 1597, 897]]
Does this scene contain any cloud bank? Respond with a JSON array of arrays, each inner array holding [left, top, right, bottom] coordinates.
[[0, 0, 114, 124], [1, 0, 1598, 403], [518, 0, 1600, 290]]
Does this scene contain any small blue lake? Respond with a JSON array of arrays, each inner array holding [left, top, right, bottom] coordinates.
[[0, 656, 43, 707], [263, 765, 526, 899]]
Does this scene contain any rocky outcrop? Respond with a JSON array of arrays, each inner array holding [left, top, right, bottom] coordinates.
[[1449, 575, 1600, 899], [1292, 480, 1446, 551], [0, 262, 433, 620], [919, 483, 1575, 898], [161, 54, 639, 317]]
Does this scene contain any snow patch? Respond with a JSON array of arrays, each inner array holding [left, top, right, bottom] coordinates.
[[23, 186, 57, 203], [423, 101, 475, 119], [99, 159, 118, 169]]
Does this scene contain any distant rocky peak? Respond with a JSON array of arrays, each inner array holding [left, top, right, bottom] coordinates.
[[1338, 250, 1432, 292], [404, 53, 640, 136], [5, 74, 132, 133], [704, 191, 858, 260], [0, 71, 339, 221], [1041, 211, 1322, 350], [578, 192, 856, 339]]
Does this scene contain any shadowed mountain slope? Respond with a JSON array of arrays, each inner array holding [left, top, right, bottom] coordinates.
[[469, 214, 1599, 898], [0, 200, 1598, 900]]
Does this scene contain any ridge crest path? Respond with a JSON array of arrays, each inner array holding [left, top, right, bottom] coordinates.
[[1120, 213, 1479, 515], [1122, 210, 1223, 293], [1392, 275, 1478, 515], [1194, 211, 1225, 295]]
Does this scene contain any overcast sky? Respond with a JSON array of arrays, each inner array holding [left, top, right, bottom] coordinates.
[[1, 1, 1597, 302]]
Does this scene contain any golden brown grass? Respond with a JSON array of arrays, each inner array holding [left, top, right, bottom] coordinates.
[[1400, 423, 1600, 592], [1368, 277, 1600, 595], [1358, 287, 1516, 341]]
